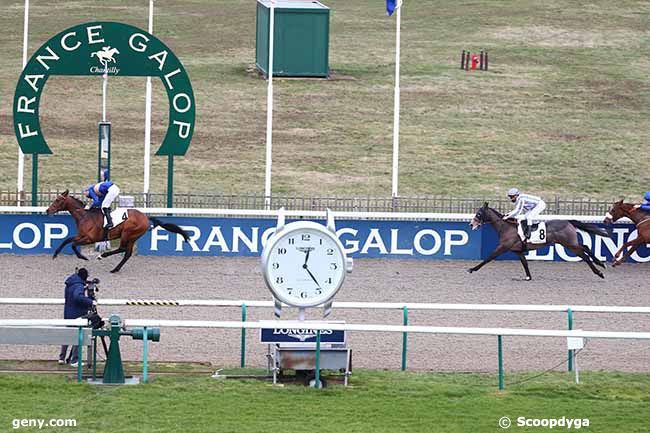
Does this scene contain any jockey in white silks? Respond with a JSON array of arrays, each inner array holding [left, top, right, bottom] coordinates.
[[502, 188, 546, 240]]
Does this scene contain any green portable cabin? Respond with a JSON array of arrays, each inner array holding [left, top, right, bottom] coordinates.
[[256, 0, 330, 77]]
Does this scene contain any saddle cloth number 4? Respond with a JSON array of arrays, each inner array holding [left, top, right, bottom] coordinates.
[[105, 208, 129, 228]]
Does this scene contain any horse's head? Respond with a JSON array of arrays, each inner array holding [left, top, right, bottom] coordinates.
[[604, 199, 631, 224], [46, 190, 70, 215], [470, 202, 490, 230]]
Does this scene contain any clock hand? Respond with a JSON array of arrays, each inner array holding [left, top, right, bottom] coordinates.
[[302, 264, 321, 288], [303, 249, 310, 266]]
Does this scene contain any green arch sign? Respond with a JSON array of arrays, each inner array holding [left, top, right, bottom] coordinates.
[[13, 21, 195, 156]]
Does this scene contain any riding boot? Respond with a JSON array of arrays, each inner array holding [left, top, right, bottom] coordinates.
[[520, 220, 529, 252], [102, 207, 113, 231], [521, 220, 531, 240]]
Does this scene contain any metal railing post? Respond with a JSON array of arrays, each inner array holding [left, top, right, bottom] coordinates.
[[567, 308, 574, 372], [77, 327, 83, 383], [498, 335, 504, 390], [315, 330, 321, 389], [92, 336, 97, 380], [240, 304, 247, 368], [143, 327, 149, 383], [401, 306, 408, 371]]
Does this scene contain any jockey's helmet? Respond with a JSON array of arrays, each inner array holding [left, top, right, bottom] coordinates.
[[507, 187, 520, 198], [644, 191, 650, 202], [101, 169, 110, 182]]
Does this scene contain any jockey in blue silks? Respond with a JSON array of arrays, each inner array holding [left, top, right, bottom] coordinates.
[[635, 192, 650, 212], [83, 169, 120, 231]]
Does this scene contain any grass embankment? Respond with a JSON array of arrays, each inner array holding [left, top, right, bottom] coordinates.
[[0, 369, 649, 432], [0, 1, 649, 199]]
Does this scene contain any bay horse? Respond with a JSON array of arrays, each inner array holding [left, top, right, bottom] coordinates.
[[468, 203, 609, 280], [603, 200, 650, 266], [46, 190, 190, 273]]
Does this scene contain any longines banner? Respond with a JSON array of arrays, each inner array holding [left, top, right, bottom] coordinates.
[[13, 21, 195, 156], [0, 215, 647, 262]]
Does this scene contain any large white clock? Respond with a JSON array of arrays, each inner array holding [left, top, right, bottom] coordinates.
[[261, 209, 352, 317]]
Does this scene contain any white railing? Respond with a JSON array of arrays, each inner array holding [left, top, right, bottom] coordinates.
[[2, 298, 649, 314], [1, 318, 650, 340], [0, 206, 619, 223]]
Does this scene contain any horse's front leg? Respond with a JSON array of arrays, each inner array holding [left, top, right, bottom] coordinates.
[[468, 245, 509, 273], [613, 239, 643, 266], [53, 237, 77, 259], [516, 253, 532, 281], [71, 243, 89, 261]]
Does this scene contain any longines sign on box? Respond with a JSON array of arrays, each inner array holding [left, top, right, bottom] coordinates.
[[13, 21, 195, 156], [0, 214, 647, 263]]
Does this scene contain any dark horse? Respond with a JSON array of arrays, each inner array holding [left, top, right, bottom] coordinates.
[[468, 203, 609, 280], [46, 190, 190, 273], [603, 200, 650, 266]]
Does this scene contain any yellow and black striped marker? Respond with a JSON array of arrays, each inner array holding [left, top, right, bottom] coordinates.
[[125, 300, 181, 306]]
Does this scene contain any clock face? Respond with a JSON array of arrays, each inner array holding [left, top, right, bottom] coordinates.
[[262, 223, 346, 307]]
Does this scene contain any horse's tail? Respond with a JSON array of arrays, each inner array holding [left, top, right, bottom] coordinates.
[[569, 220, 611, 238], [149, 217, 190, 242]]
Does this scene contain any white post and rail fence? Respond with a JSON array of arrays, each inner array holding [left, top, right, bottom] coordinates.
[[2, 299, 649, 389]]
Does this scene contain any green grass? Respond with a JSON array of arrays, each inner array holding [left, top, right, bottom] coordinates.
[[1, 0, 649, 199], [0, 370, 649, 432]]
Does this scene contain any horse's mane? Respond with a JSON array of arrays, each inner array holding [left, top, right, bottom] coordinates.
[[68, 194, 85, 208], [485, 205, 504, 218]]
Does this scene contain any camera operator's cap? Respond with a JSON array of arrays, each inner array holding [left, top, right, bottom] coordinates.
[[77, 268, 89, 281]]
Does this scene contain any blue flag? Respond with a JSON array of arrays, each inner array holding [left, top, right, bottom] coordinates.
[[386, 0, 396, 16]]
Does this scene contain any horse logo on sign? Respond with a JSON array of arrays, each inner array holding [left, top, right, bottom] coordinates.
[[91, 46, 120, 66]]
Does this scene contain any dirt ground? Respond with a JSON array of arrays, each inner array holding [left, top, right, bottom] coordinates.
[[1, 253, 649, 373]]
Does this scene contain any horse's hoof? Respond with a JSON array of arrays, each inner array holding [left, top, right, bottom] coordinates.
[[598, 272, 605, 279], [81, 256, 89, 261], [96, 255, 103, 261], [110, 269, 119, 274], [467, 268, 474, 274], [525, 276, 531, 281]]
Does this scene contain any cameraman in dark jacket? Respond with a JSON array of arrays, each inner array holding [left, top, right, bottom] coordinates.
[[58, 268, 95, 367]]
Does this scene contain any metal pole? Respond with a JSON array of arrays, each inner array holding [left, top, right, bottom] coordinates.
[[31, 154, 38, 206], [143, 327, 149, 383], [401, 306, 408, 371], [143, 0, 154, 202], [92, 336, 97, 380], [567, 308, 574, 372], [498, 335, 504, 390], [17, 0, 29, 204], [315, 330, 321, 389], [102, 69, 108, 122], [167, 155, 174, 208], [77, 327, 84, 383], [391, 1, 401, 198], [263, 0, 275, 210], [240, 304, 247, 368]]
